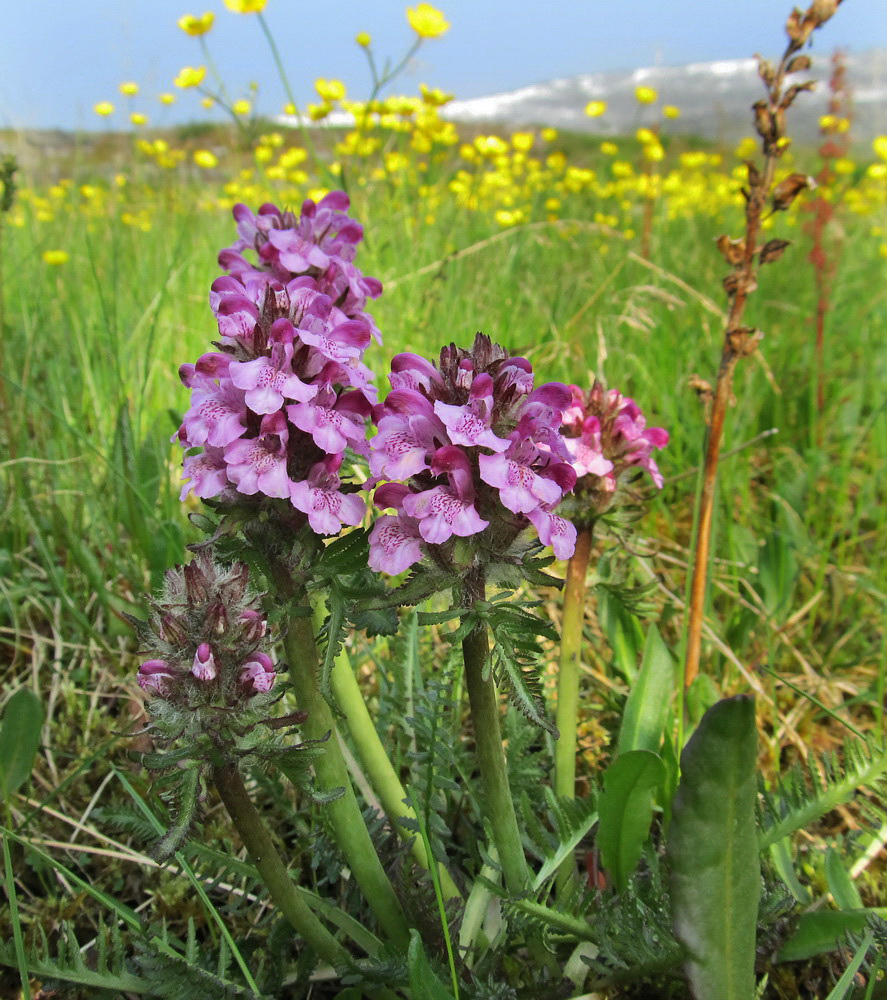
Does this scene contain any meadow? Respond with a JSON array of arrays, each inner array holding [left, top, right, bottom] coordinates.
[[0, 3, 886, 998]]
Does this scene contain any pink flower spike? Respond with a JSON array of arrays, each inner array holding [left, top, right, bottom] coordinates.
[[368, 514, 424, 575], [240, 651, 275, 694], [191, 642, 218, 682], [479, 451, 563, 514], [223, 412, 292, 498], [290, 456, 367, 535], [402, 457, 489, 543]]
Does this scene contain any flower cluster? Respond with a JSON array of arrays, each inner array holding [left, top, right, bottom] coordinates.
[[134, 552, 276, 708], [175, 192, 380, 535], [368, 333, 578, 574], [561, 381, 668, 516]]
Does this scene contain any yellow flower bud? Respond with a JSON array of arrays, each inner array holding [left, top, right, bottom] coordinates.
[[177, 11, 215, 35]]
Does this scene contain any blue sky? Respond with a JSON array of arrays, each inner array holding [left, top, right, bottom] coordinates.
[[2, 1, 884, 130]]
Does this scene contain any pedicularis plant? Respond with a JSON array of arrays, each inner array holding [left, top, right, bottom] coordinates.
[[113, 4, 887, 999]]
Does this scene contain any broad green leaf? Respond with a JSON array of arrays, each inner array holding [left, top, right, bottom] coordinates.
[[777, 909, 887, 963], [667, 696, 760, 1000], [616, 624, 674, 756], [597, 750, 665, 892], [0, 688, 44, 800], [407, 930, 456, 1000], [824, 846, 863, 911], [598, 587, 643, 682]]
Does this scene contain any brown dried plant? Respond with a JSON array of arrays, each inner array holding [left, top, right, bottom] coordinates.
[[683, 0, 844, 689]]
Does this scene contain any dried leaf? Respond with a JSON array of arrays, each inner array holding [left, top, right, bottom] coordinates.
[[786, 54, 812, 73], [771, 173, 814, 211]]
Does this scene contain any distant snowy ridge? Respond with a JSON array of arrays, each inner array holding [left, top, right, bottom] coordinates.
[[439, 51, 886, 143]]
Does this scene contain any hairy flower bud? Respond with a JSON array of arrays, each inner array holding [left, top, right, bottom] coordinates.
[[191, 642, 218, 682], [240, 651, 276, 694], [137, 660, 175, 696]]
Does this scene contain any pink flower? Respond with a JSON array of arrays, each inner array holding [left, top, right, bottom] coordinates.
[[289, 455, 367, 535], [527, 505, 578, 560], [224, 412, 291, 498], [478, 447, 564, 514], [433, 373, 511, 452], [191, 642, 218, 682], [287, 388, 371, 454], [178, 381, 248, 449], [229, 329, 317, 414], [137, 659, 175, 696], [240, 651, 276, 694], [180, 446, 229, 501], [368, 514, 424, 575], [401, 446, 489, 543]]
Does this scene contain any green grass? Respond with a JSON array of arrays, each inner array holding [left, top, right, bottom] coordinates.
[[0, 134, 884, 996]]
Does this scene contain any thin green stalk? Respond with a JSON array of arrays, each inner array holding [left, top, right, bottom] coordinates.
[[211, 763, 346, 968], [554, 523, 594, 800], [282, 612, 411, 950], [326, 635, 462, 901], [256, 13, 333, 184], [2, 831, 29, 997], [461, 570, 530, 895]]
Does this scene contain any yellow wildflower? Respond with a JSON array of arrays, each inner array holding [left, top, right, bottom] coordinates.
[[873, 136, 887, 161], [735, 136, 758, 159], [119, 81, 139, 96], [636, 127, 656, 144], [224, 0, 267, 12], [819, 113, 837, 131], [93, 101, 115, 117], [283, 102, 297, 116], [130, 112, 148, 126], [315, 78, 346, 102], [201, 97, 214, 109], [511, 132, 534, 152], [584, 100, 606, 118], [834, 157, 855, 175], [159, 92, 176, 105], [193, 149, 219, 168], [407, 4, 450, 38], [232, 99, 252, 116], [174, 65, 207, 88], [634, 85, 658, 105], [540, 127, 558, 143], [662, 104, 681, 119], [600, 141, 618, 156], [355, 32, 371, 47], [178, 11, 215, 35], [42, 250, 70, 266]]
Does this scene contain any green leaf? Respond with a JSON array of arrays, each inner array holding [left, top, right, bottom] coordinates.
[[667, 695, 760, 1000], [407, 929, 457, 1000], [616, 624, 674, 756], [823, 930, 874, 1000], [597, 750, 666, 892], [0, 688, 44, 800], [824, 846, 863, 910], [777, 909, 887, 963]]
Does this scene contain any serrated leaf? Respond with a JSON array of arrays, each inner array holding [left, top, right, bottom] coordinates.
[[598, 750, 666, 892], [417, 608, 471, 626], [152, 765, 201, 863], [668, 696, 759, 1000], [0, 688, 44, 800], [616, 624, 674, 756], [352, 605, 399, 636], [407, 929, 456, 1000]]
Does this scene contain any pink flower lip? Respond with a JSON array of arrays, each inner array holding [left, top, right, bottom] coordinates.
[[191, 642, 218, 682]]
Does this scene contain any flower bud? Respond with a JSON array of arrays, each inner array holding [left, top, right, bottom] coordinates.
[[160, 613, 189, 646], [191, 643, 218, 682], [240, 651, 276, 694], [239, 609, 267, 642], [138, 659, 175, 696]]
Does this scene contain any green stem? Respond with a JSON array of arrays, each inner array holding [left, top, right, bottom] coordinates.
[[282, 613, 411, 950], [256, 12, 334, 185], [212, 763, 346, 967], [554, 523, 594, 801], [461, 571, 530, 895], [328, 638, 462, 901]]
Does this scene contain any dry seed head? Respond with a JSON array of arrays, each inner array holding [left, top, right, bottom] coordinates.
[[771, 173, 814, 211], [727, 327, 764, 357], [759, 238, 792, 264], [786, 54, 812, 73], [716, 234, 747, 266]]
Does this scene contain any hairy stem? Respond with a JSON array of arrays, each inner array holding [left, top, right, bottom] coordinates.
[[282, 613, 411, 949], [212, 763, 346, 967], [461, 571, 530, 895]]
